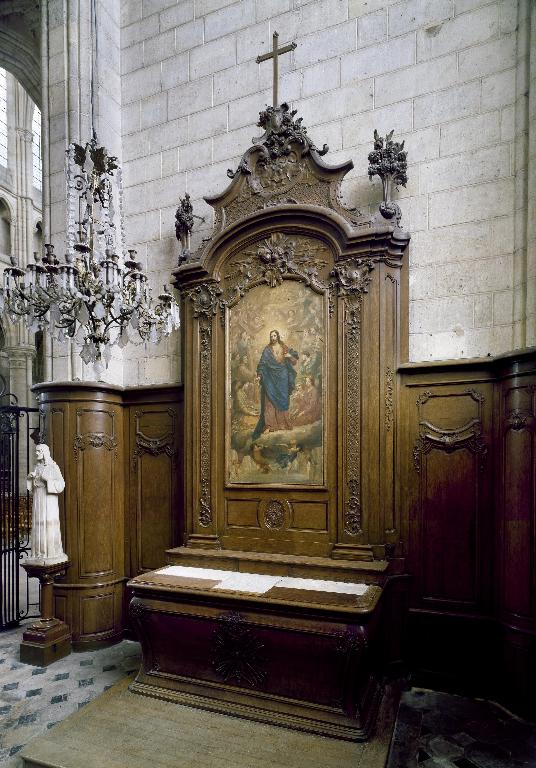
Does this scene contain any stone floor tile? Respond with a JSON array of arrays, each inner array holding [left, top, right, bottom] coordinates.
[[31, 667, 47, 676], [465, 742, 516, 768], [428, 735, 464, 759]]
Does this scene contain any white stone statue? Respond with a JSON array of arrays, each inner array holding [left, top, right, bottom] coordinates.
[[26, 443, 68, 565]]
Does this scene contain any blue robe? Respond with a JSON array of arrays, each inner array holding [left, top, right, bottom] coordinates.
[[253, 345, 298, 439]]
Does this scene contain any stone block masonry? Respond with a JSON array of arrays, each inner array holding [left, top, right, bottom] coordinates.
[[115, 0, 534, 385]]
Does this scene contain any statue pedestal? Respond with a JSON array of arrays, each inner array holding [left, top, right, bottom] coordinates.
[[20, 560, 71, 666]]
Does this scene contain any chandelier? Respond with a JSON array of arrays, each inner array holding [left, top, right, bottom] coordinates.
[[0, 135, 179, 373]]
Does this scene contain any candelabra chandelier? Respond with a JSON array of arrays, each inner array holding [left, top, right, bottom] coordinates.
[[0, 136, 179, 372]]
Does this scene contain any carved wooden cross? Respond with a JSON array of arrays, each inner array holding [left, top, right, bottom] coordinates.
[[256, 31, 297, 107]]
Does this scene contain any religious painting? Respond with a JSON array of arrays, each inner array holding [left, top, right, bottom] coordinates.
[[227, 279, 325, 485]]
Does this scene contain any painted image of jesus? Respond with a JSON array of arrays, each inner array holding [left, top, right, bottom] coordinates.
[[252, 330, 299, 439]]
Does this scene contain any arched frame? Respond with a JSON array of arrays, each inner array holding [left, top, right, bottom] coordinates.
[[175, 204, 409, 562], [173, 108, 410, 562]]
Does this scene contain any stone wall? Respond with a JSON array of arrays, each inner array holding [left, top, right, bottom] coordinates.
[[113, 0, 532, 383]]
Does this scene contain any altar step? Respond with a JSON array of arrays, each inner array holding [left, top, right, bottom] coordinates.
[[166, 545, 394, 585], [20, 676, 399, 768]]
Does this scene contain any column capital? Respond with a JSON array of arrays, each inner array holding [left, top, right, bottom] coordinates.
[[15, 127, 33, 143], [3, 345, 36, 366]]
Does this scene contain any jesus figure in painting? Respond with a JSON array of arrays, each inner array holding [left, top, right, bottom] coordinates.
[[252, 329, 299, 439]]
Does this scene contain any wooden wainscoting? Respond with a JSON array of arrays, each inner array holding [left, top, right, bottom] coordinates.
[[36, 382, 126, 650], [34, 382, 183, 649], [399, 349, 536, 717], [124, 386, 183, 577], [495, 354, 536, 715]]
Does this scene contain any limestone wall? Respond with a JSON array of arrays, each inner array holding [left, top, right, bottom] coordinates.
[[116, 0, 531, 383]]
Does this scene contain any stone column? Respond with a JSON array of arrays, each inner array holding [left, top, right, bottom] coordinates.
[[4, 344, 36, 489], [513, 0, 536, 348], [41, 0, 123, 384]]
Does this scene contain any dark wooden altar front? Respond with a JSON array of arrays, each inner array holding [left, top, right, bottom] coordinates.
[[128, 103, 410, 739]]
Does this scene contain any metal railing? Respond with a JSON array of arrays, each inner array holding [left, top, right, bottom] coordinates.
[[0, 378, 41, 630]]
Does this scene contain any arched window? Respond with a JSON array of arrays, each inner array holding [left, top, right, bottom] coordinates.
[[33, 220, 42, 256], [32, 329, 44, 384], [32, 105, 41, 190], [0, 68, 7, 167], [0, 198, 11, 255]]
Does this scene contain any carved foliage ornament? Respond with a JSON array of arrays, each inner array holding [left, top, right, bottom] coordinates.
[[212, 612, 267, 688], [368, 129, 407, 226], [330, 261, 375, 537], [132, 433, 176, 471], [228, 103, 328, 180], [223, 233, 328, 310], [385, 367, 394, 431], [73, 433, 118, 460], [335, 629, 367, 655], [507, 409, 530, 431], [184, 282, 222, 528]]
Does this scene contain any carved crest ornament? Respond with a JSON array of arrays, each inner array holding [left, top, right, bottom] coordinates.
[[174, 98, 409, 538]]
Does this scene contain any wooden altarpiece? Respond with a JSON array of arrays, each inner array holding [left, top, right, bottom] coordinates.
[[129, 104, 410, 740]]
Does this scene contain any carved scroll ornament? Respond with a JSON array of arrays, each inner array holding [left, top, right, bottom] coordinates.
[[413, 419, 487, 473], [132, 433, 176, 471], [73, 433, 118, 460]]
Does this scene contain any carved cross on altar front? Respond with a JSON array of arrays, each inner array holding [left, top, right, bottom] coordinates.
[[256, 31, 297, 107]]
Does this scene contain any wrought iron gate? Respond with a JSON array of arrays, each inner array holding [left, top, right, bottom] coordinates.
[[1, 378, 41, 630]]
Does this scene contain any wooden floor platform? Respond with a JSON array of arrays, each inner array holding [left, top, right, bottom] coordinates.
[[20, 676, 399, 768]]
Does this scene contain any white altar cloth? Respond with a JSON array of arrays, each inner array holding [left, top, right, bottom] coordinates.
[[157, 565, 369, 596]]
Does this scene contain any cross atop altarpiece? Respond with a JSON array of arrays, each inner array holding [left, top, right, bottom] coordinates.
[[256, 31, 297, 107]]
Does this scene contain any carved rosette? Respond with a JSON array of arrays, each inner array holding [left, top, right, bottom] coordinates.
[[186, 283, 223, 528], [330, 259, 375, 536], [212, 612, 267, 688], [263, 500, 285, 530]]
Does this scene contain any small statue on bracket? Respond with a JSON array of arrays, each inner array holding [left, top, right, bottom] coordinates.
[[368, 129, 408, 227], [175, 194, 205, 265]]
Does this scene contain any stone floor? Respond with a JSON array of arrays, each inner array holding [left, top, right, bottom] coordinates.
[[0, 623, 141, 767], [1, 621, 535, 768], [387, 688, 536, 768]]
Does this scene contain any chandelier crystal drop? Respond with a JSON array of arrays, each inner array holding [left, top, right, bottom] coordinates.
[[0, 136, 180, 372]]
